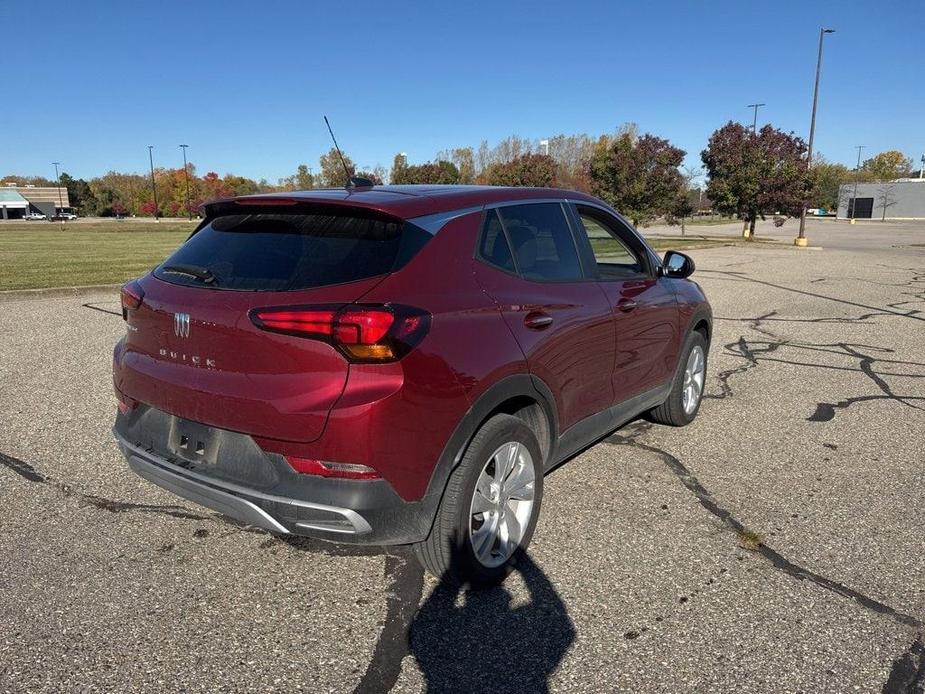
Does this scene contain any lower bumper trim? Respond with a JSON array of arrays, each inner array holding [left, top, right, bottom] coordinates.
[[117, 434, 372, 536]]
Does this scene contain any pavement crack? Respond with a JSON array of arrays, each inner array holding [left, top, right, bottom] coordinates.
[[353, 550, 425, 694], [883, 636, 925, 694], [698, 269, 925, 323], [0, 450, 210, 521], [607, 430, 923, 631]]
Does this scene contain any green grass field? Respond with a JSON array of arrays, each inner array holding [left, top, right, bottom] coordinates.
[[0, 221, 727, 291], [0, 222, 191, 290]]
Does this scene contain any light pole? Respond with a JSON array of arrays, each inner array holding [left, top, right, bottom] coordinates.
[[179, 144, 192, 221], [747, 103, 765, 134], [52, 161, 64, 215], [919, 154, 924, 179], [147, 146, 159, 222], [796, 27, 835, 246], [540, 139, 550, 156], [850, 145, 865, 222]]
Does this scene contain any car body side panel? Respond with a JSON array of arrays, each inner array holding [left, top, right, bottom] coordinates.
[[595, 277, 681, 401], [472, 266, 616, 432]]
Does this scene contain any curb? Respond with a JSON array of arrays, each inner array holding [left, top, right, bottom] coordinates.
[[0, 284, 121, 302]]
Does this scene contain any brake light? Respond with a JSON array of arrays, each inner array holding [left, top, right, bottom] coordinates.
[[285, 457, 381, 480], [250, 304, 430, 362], [120, 280, 144, 319]]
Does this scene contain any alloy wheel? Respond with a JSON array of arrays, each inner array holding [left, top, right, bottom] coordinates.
[[682, 344, 705, 415], [468, 441, 536, 568]]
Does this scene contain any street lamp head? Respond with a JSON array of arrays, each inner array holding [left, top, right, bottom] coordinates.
[[823, 28, 835, 33]]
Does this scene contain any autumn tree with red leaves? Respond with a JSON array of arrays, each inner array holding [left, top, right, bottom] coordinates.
[[702, 122, 813, 238]]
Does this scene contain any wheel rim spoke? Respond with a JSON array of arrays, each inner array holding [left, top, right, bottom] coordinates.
[[504, 465, 535, 501], [504, 507, 523, 544], [471, 514, 498, 561], [471, 489, 494, 515]]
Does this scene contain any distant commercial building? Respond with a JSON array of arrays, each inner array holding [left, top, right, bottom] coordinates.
[[0, 182, 72, 219], [836, 178, 925, 220]]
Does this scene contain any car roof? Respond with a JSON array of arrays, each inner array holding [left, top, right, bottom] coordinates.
[[203, 185, 604, 220]]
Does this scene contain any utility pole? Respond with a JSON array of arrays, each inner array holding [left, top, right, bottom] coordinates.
[[796, 28, 835, 246], [919, 154, 924, 179], [147, 146, 159, 222], [179, 144, 192, 221], [747, 103, 765, 134], [540, 139, 550, 156], [850, 145, 865, 223], [52, 161, 64, 214]]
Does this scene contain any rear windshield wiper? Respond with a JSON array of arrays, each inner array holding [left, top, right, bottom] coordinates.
[[160, 264, 217, 284]]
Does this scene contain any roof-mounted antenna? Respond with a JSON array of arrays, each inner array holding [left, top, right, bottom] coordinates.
[[323, 116, 373, 189]]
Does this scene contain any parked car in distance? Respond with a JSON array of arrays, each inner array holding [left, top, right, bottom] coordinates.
[[51, 212, 78, 221], [112, 184, 712, 587], [23, 212, 47, 220]]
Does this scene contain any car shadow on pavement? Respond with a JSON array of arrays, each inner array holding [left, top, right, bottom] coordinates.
[[408, 551, 575, 694]]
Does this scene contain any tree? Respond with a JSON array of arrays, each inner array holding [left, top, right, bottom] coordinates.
[[436, 147, 476, 184], [392, 160, 460, 184], [876, 182, 898, 221], [588, 131, 686, 226], [295, 164, 314, 189], [861, 150, 913, 182], [809, 158, 851, 211], [545, 133, 595, 192], [701, 122, 811, 238], [390, 153, 408, 184], [59, 172, 97, 215], [319, 147, 354, 187], [355, 168, 384, 185], [485, 154, 557, 187]]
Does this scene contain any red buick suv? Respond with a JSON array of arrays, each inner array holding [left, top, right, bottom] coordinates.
[[113, 185, 711, 586]]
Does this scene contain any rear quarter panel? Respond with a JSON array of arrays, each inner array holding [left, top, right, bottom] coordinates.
[[259, 212, 529, 501]]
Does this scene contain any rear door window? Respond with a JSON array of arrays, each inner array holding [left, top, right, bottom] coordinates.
[[477, 209, 516, 273], [494, 203, 583, 281], [154, 210, 429, 291]]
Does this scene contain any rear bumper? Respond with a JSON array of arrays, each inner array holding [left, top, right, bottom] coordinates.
[[113, 411, 437, 545]]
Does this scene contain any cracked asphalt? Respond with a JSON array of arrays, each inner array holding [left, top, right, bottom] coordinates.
[[1, 219, 923, 693]]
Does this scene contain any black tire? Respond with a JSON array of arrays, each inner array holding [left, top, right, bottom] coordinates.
[[414, 414, 544, 589], [647, 331, 709, 427]]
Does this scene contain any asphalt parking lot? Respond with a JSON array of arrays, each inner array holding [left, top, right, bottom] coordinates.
[[1, 220, 923, 693]]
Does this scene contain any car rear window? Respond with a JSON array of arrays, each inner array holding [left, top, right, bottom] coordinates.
[[154, 210, 430, 291]]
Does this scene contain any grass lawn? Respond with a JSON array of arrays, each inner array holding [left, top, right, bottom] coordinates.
[[0, 222, 729, 291], [600, 237, 727, 252], [0, 222, 191, 290]]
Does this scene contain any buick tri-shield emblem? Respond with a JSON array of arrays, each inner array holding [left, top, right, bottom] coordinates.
[[174, 312, 190, 338]]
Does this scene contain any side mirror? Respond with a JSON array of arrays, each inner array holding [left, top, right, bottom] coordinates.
[[662, 250, 695, 279]]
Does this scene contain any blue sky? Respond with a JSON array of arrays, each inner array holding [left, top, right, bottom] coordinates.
[[2, 0, 923, 182]]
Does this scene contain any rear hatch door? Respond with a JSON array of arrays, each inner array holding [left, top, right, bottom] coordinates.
[[115, 204, 429, 443]]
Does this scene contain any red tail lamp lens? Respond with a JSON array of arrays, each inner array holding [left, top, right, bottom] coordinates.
[[252, 309, 337, 338], [285, 457, 381, 480], [120, 280, 144, 316], [250, 304, 430, 363]]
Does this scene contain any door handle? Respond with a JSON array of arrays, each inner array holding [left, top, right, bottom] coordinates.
[[616, 299, 638, 313], [524, 311, 554, 330]]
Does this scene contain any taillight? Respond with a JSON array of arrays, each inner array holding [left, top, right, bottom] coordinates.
[[120, 280, 144, 320], [250, 304, 430, 363], [285, 457, 381, 480]]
